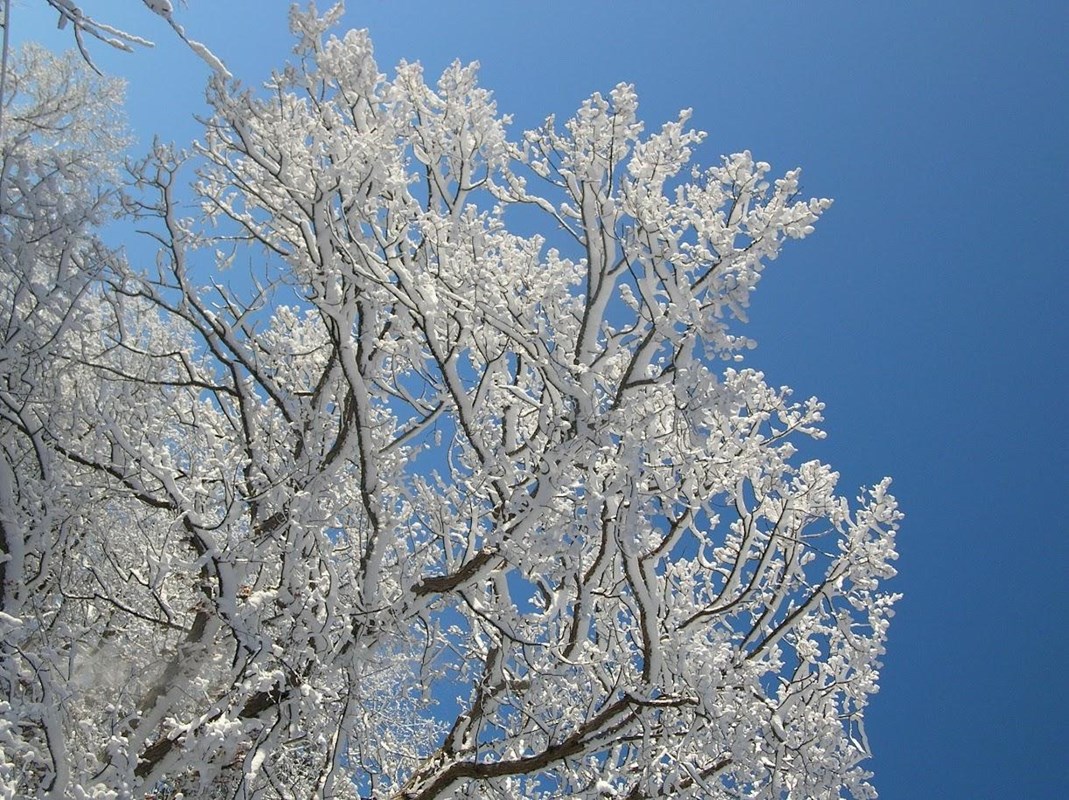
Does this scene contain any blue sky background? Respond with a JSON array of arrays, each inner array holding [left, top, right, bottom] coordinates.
[[9, 1, 1068, 797]]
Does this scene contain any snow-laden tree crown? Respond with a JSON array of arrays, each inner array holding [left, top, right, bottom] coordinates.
[[0, 4, 900, 798]]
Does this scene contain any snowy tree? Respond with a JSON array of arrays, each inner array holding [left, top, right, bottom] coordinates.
[[0, 42, 131, 797], [1, 4, 901, 798]]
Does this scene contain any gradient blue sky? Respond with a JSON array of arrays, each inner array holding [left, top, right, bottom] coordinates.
[[10, 2, 1068, 797]]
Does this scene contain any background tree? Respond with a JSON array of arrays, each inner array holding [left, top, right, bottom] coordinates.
[[0, 4, 901, 798], [0, 41, 130, 797]]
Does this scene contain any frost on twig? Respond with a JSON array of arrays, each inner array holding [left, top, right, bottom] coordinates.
[[33, 0, 229, 78]]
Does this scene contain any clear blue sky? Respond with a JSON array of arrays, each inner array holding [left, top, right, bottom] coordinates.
[[10, 2, 1068, 797]]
